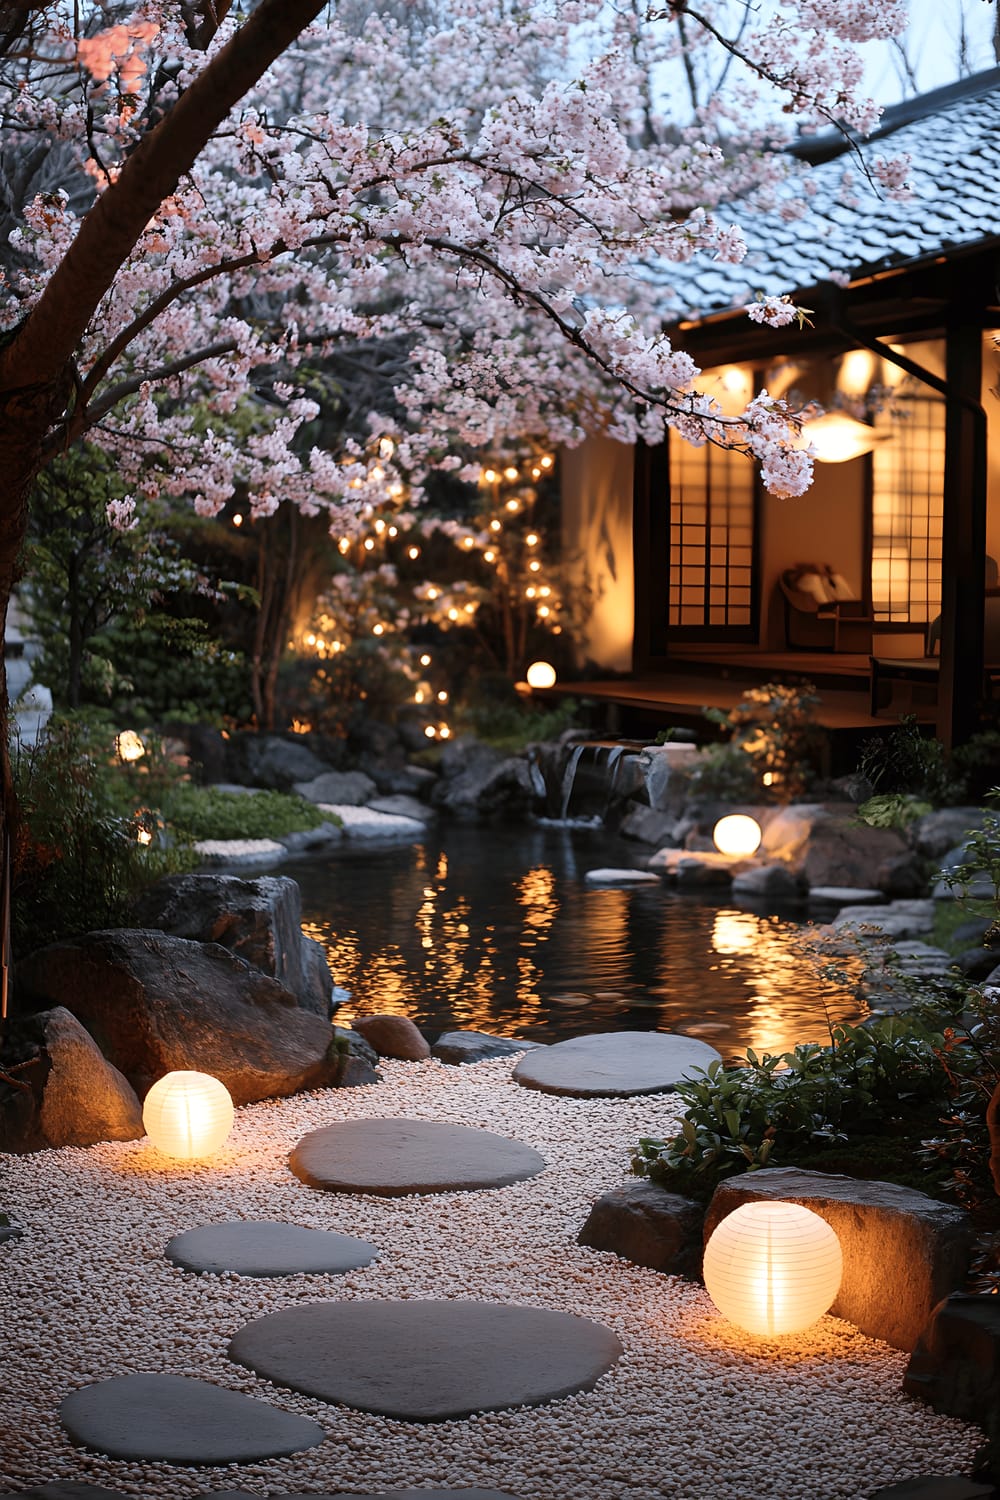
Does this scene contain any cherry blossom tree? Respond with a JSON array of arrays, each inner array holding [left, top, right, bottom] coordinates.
[[0, 0, 911, 834]]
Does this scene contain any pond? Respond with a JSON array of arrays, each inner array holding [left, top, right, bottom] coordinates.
[[277, 821, 866, 1061]]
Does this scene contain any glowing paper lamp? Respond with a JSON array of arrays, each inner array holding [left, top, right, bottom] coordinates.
[[798, 411, 890, 464], [712, 814, 762, 857], [142, 1071, 234, 1160], [703, 1201, 843, 1336], [526, 661, 557, 690], [116, 730, 145, 763]]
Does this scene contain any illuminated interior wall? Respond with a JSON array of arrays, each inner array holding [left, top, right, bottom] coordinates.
[[560, 434, 634, 670], [982, 330, 1000, 573]]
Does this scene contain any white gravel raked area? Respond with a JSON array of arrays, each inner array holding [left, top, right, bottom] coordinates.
[[192, 838, 286, 865], [317, 803, 425, 838], [0, 1056, 981, 1500]]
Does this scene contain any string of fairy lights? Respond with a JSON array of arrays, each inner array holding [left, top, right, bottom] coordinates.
[[285, 446, 562, 737]]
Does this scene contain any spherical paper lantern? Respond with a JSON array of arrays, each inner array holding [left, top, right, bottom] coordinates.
[[142, 1071, 234, 1160], [526, 661, 557, 690], [703, 1201, 843, 1336], [712, 813, 762, 857]]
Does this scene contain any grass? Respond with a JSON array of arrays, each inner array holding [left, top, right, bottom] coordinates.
[[162, 784, 330, 841]]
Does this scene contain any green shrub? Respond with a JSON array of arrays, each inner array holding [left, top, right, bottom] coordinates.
[[856, 792, 933, 832], [161, 784, 329, 841], [699, 680, 821, 801], [858, 714, 963, 804], [456, 696, 580, 754], [12, 716, 196, 958], [633, 1015, 955, 1201]]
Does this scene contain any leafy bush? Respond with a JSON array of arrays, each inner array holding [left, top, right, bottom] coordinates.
[[161, 785, 329, 841], [918, 986, 1000, 1218], [457, 695, 580, 754], [856, 792, 933, 832], [858, 715, 963, 804], [12, 716, 196, 958], [699, 680, 821, 801], [633, 1015, 955, 1201], [936, 787, 1000, 920]]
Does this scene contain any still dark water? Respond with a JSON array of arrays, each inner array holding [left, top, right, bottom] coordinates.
[[278, 822, 865, 1060]]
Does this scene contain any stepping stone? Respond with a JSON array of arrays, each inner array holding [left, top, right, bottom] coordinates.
[[513, 1031, 721, 1098], [164, 1220, 378, 1277], [289, 1118, 545, 1196], [59, 1374, 325, 1463], [808, 886, 885, 906], [584, 867, 661, 885], [229, 1300, 622, 1422], [196, 1492, 521, 1500], [317, 804, 424, 839]]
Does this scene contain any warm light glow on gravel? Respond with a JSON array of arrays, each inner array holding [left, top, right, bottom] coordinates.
[[0, 1058, 979, 1497]]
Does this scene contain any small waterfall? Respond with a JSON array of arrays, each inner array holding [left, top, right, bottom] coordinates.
[[553, 738, 647, 823]]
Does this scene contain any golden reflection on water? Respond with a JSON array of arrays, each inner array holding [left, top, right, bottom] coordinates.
[[297, 829, 865, 1055]]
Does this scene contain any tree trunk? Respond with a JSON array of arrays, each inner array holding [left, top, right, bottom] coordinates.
[[988, 1076, 1000, 1197]]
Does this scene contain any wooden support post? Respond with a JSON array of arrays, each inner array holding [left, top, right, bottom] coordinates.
[[632, 437, 670, 670], [938, 317, 987, 750]]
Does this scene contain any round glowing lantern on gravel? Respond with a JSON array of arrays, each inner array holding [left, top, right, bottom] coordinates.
[[143, 1071, 234, 1160], [526, 661, 557, 690], [703, 1201, 843, 1336], [712, 813, 762, 857]]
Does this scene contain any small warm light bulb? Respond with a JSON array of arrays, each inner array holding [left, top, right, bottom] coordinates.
[[462, 536, 475, 549], [389, 482, 404, 498], [505, 498, 519, 512], [116, 730, 145, 763], [419, 653, 432, 666], [232, 513, 244, 528], [531, 467, 541, 479], [447, 607, 459, 620], [713, 814, 762, 857], [142, 1071, 234, 1161], [304, 633, 317, 647], [526, 586, 537, 599], [539, 455, 554, 469], [437, 690, 448, 702], [370, 465, 385, 483], [489, 519, 502, 533], [526, 533, 539, 546], [374, 518, 386, 533], [526, 661, 556, 689], [537, 605, 551, 618], [427, 587, 440, 600], [415, 689, 426, 703], [484, 549, 496, 563], [379, 436, 395, 459], [408, 545, 420, 560], [136, 826, 153, 847], [539, 585, 551, 597], [438, 724, 451, 739], [373, 623, 384, 636], [503, 465, 519, 481], [363, 538, 375, 551], [339, 537, 350, 553], [388, 525, 398, 537], [528, 559, 541, 572], [483, 468, 498, 483], [464, 602, 475, 614], [424, 725, 438, 738]]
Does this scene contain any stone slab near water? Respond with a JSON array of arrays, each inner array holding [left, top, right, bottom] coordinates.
[[228, 1300, 623, 1421], [513, 1031, 721, 1098], [289, 1117, 546, 1195], [59, 1374, 325, 1463], [164, 1219, 378, 1276]]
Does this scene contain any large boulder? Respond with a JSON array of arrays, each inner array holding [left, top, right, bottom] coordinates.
[[226, 733, 333, 791], [0, 1006, 144, 1152], [432, 739, 537, 821], [794, 811, 920, 895], [132, 874, 334, 1017], [294, 769, 377, 806], [618, 804, 679, 847], [15, 930, 347, 1106], [432, 1030, 541, 1065], [910, 808, 989, 860], [578, 1180, 704, 1279], [704, 1167, 974, 1352], [904, 1294, 1000, 1449]]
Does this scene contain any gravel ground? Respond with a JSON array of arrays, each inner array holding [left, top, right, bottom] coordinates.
[[0, 1056, 982, 1500]]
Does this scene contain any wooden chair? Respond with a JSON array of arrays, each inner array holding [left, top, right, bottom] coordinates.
[[778, 564, 877, 652]]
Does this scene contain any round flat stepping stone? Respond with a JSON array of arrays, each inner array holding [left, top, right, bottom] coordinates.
[[513, 1030, 721, 1098], [199, 1492, 521, 1500], [59, 1374, 325, 1463], [165, 1220, 378, 1277], [584, 867, 661, 885], [289, 1118, 545, 1196], [229, 1300, 622, 1421]]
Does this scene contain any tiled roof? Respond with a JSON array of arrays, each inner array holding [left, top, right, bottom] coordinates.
[[651, 69, 1000, 323]]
